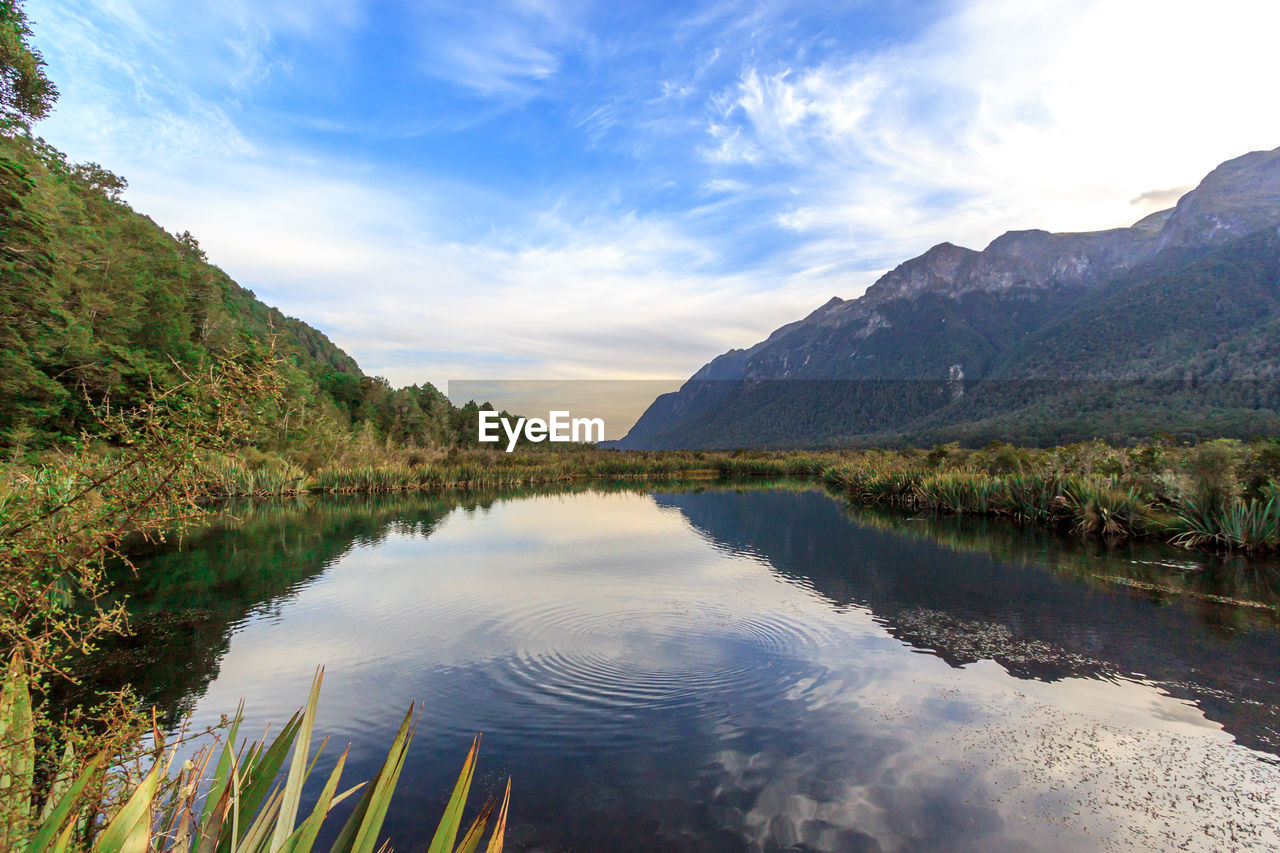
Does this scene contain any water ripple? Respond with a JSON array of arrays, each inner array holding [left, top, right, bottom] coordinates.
[[413, 599, 838, 748]]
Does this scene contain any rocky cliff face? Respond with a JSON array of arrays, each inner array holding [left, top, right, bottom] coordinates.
[[619, 146, 1280, 448], [1157, 148, 1280, 249]]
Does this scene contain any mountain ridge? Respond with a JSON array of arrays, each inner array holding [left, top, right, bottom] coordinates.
[[619, 146, 1280, 448]]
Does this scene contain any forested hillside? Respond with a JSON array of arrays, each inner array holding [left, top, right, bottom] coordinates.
[[0, 4, 485, 454], [0, 128, 475, 450]]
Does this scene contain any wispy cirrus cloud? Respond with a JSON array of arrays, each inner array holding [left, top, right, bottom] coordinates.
[[413, 2, 579, 96]]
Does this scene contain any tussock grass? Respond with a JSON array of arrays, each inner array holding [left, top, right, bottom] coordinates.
[[1173, 494, 1280, 551], [186, 440, 1280, 552]]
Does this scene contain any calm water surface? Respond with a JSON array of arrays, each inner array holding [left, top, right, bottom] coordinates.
[[106, 482, 1280, 851]]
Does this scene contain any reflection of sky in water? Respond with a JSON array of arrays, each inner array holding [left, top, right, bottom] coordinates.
[[174, 489, 1280, 852]]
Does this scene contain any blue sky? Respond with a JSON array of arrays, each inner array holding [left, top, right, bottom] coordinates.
[[26, 0, 1280, 387]]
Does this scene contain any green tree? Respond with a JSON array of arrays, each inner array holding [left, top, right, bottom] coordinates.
[[0, 0, 57, 126]]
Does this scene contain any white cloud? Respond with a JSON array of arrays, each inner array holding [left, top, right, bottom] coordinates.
[[703, 178, 748, 193], [113, 157, 836, 388], [25, 0, 1280, 391], [408, 0, 583, 96], [710, 0, 1280, 269]]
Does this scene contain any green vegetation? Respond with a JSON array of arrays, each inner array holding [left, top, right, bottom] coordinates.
[[0, 352, 507, 850], [1, 0, 526, 457], [0, 105, 477, 451], [1, 661, 508, 852], [0, 0, 56, 127], [169, 439, 1280, 553], [819, 439, 1280, 552], [200, 448, 828, 498]]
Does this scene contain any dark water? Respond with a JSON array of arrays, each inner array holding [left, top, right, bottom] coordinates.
[[104, 481, 1280, 851]]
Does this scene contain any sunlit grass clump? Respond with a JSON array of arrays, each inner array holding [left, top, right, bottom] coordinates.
[[1, 662, 509, 853]]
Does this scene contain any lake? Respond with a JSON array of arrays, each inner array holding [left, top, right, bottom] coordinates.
[[102, 481, 1280, 851]]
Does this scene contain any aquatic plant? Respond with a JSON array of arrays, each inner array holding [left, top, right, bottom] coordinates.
[[991, 474, 1066, 525], [206, 457, 307, 498], [824, 459, 921, 506], [913, 472, 997, 515]]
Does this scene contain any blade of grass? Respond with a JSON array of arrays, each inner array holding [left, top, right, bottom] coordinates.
[[348, 706, 417, 853], [236, 785, 285, 853], [0, 655, 35, 844], [38, 738, 77, 825], [50, 817, 76, 853], [198, 703, 243, 835], [279, 748, 349, 853], [327, 705, 416, 853], [164, 746, 215, 848], [223, 713, 303, 847], [426, 735, 479, 853], [451, 798, 495, 853], [92, 761, 162, 852], [269, 668, 324, 851], [483, 779, 511, 853], [29, 752, 105, 851]]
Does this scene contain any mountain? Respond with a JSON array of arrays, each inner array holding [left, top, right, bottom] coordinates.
[[619, 147, 1280, 449], [0, 130, 456, 449]]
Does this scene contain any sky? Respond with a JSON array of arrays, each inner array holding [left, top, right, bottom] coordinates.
[[26, 0, 1280, 390]]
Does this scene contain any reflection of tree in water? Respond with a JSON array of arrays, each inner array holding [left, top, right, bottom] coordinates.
[[653, 487, 1280, 754], [66, 480, 1280, 852], [843, 500, 1280, 633], [82, 479, 809, 724], [81, 490, 508, 721]]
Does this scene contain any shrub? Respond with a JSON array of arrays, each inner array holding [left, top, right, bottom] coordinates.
[[1185, 439, 1242, 505]]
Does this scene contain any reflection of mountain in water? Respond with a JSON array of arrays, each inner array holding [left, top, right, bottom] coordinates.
[[94, 482, 1280, 756], [653, 487, 1280, 753], [80, 482, 1280, 851]]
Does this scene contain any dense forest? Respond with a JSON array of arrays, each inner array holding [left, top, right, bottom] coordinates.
[[0, 122, 507, 453], [0, 8, 514, 457]]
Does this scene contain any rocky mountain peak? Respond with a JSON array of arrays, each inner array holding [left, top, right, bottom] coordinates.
[[1157, 146, 1280, 249], [849, 147, 1280, 309], [861, 241, 980, 303], [619, 144, 1280, 449]]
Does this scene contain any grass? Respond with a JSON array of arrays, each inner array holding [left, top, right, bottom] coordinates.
[[1173, 493, 1280, 551], [189, 442, 1280, 552], [203, 450, 838, 498], [1, 659, 509, 852]]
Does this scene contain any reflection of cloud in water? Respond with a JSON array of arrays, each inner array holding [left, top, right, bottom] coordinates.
[[702, 664, 1280, 851], [142, 487, 1280, 851]]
